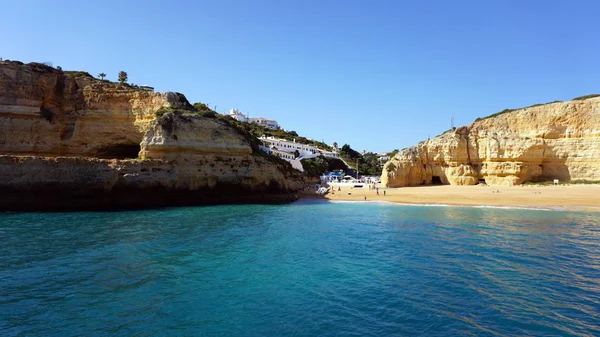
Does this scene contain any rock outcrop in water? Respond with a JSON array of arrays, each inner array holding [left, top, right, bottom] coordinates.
[[382, 97, 600, 186], [0, 60, 303, 210]]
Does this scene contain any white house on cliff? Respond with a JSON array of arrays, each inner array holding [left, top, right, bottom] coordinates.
[[226, 109, 280, 130], [258, 136, 340, 172]]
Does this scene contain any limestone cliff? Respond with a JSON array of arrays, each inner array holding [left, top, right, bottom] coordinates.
[[0, 61, 303, 210], [0, 61, 194, 158], [382, 97, 600, 186]]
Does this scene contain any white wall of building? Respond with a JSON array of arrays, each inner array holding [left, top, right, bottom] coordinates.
[[260, 136, 340, 159], [378, 153, 390, 162], [227, 108, 279, 129], [228, 109, 248, 122], [249, 117, 279, 130], [258, 136, 341, 172], [259, 145, 304, 171], [320, 151, 340, 159], [260, 136, 318, 157]]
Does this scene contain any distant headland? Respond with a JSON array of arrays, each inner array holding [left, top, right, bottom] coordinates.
[[382, 95, 600, 187], [0, 60, 307, 211]]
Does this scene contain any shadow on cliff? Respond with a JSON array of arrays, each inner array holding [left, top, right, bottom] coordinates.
[[95, 144, 142, 160], [536, 159, 572, 183], [0, 184, 299, 212]]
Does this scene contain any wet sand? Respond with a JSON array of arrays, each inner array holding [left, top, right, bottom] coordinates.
[[313, 184, 600, 212]]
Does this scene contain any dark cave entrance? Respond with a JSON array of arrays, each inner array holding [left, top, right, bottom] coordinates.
[[95, 144, 141, 159], [431, 176, 443, 185]]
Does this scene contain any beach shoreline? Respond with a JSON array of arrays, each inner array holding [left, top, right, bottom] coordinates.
[[301, 184, 600, 212]]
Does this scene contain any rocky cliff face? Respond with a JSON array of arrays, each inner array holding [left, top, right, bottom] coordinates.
[[0, 61, 193, 158], [0, 61, 303, 210], [382, 98, 600, 187]]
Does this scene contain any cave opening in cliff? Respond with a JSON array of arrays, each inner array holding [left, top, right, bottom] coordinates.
[[95, 144, 141, 159], [431, 176, 442, 185]]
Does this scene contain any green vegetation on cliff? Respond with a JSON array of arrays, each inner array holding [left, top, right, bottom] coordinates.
[[572, 94, 600, 101], [238, 123, 333, 152], [475, 100, 563, 122], [301, 156, 348, 178], [474, 94, 599, 123], [197, 108, 334, 155], [338, 144, 383, 176], [155, 103, 264, 155], [63, 70, 95, 78]]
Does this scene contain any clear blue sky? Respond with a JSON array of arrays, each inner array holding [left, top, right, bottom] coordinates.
[[3, 0, 599, 153]]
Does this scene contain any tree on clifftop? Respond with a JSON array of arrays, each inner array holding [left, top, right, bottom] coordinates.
[[118, 71, 128, 84], [341, 144, 360, 159], [98, 72, 106, 80]]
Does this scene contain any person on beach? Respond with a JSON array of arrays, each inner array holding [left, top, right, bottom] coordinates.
[[384, 190, 386, 196], [376, 188, 379, 195], [364, 196, 367, 201]]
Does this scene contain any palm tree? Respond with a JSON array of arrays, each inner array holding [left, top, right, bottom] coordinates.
[[118, 71, 128, 84], [98, 73, 106, 80]]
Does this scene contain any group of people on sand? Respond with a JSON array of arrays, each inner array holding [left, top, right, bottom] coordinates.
[[367, 184, 387, 196], [364, 187, 386, 201], [329, 184, 387, 200], [329, 186, 342, 195], [373, 187, 386, 196]]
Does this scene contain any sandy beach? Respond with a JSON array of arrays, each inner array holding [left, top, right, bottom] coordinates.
[[308, 184, 600, 212]]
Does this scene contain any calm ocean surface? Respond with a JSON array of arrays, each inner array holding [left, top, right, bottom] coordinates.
[[1, 201, 599, 336]]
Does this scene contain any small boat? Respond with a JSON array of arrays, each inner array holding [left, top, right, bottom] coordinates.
[[317, 187, 330, 195]]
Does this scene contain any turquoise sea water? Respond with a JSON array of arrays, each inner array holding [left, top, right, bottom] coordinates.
[[1, 201, 599, 336]]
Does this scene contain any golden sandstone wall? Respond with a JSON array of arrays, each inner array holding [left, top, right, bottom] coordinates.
[[382, 97, 600, 187], [0, 62, 171, 157], [0, 61, 302, 210]]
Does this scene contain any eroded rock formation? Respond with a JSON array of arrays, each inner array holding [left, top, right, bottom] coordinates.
[[0, 61, 303, 210], [382, 98, 600, 186]]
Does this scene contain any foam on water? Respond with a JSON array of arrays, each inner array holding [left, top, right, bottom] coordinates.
[[1, 203, 599, 336], [329, 199, 557, 211]]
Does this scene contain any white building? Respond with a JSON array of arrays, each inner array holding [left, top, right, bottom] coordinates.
[[320, 150, 340, 159], [228, 109, 248, 122], [249, 117, 279, 130], [259, 136, 340, 159], [225, 108, 279, 129], [378, 153, 390, 162], [259, 145, 304, 171], [258, 136, 340, 172], [260, 136, 316, 157]]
